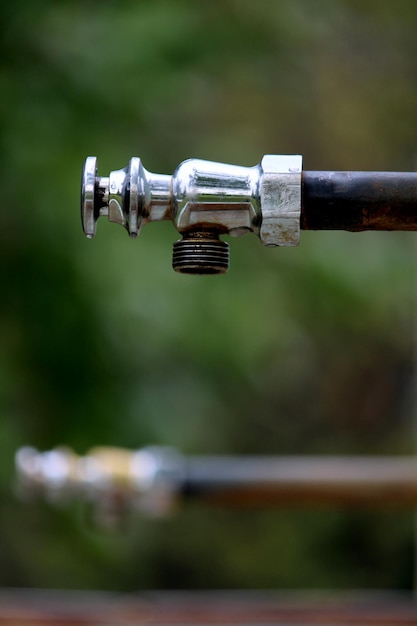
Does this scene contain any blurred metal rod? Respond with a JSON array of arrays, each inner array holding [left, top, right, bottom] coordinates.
[[183, 456, 417, 507], [17, 448, 417, 519], [302, 171, 417, 231]]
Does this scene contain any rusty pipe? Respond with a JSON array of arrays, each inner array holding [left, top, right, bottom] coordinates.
[[182, 455, 417, 507]]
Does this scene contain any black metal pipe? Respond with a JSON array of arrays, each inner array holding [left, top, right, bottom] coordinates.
[[182, 456, 417, 507], [302, 171, 417, 231]]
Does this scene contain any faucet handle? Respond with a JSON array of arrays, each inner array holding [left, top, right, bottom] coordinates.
[[81, 156, 144, 239], [81, 156, 100, 238]]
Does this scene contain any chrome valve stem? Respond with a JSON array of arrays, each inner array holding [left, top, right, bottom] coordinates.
[[81, 155, 302, 274]]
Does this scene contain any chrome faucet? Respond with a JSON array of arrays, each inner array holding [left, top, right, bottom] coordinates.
[[81, 155, 303, 274]]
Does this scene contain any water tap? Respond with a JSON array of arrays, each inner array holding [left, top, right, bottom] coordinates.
[[81, 155, 302, 274]]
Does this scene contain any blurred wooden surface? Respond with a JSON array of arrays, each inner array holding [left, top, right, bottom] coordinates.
[[1, 590, 417, 625]]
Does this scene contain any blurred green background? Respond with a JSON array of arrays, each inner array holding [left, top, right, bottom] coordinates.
[[1, 0, 417, 591]]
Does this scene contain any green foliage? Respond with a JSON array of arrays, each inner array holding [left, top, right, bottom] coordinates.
[[0, 0, 417, 590]]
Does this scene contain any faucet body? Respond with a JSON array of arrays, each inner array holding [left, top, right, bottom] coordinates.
[[82, 154, 303, 273]]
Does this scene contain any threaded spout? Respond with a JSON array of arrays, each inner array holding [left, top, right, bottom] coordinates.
[[172, 232, 229, 275]]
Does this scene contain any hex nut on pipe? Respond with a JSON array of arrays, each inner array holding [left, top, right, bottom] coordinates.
[[259, 154, 302, 247]]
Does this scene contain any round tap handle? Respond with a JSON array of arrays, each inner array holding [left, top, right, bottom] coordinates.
[[81, 157, 146, 239], [81, 156, 100, 239]]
